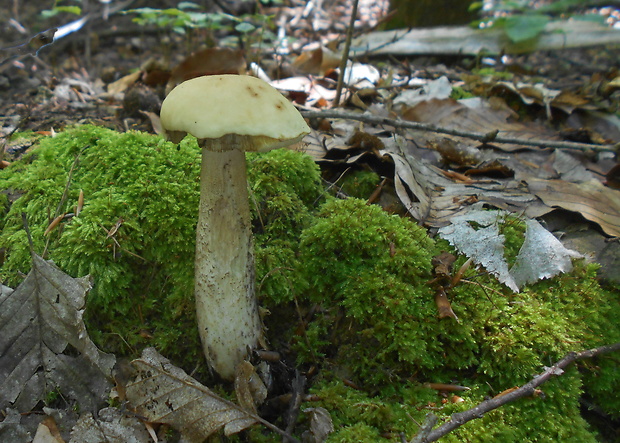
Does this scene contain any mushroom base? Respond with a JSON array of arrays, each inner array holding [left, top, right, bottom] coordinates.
[[194, 143, 262, 380]]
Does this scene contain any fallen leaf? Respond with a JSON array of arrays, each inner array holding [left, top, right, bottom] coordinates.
[[510, 218, 583, 287], [167, 48, 246, 93], [435, 288, 459, 320], [527, 178, 620, 237], [303, 407, 334, 443], [234, 361, 267, 413], [438, 209, 583, 291], [126, 348, 257, 442], [68, 408, 151, 443], [0, 254, 115, 413], [32, 416, 64, 443], [402, 98, 559, 152]]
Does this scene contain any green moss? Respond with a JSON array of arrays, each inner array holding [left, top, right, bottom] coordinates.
[[450, 86, 475, 100], [292, 199, 618, 440], [0, 125, 202, 365], [1, 125, 618, 441], [249, 149, 322, 306], [337, 169, 382, 200], [297, 197, 437, 384], [0, 126, 323, 372]]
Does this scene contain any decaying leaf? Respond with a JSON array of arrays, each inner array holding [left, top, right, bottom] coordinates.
[[424, 383, 470, 392], [0, 408, 30, 442], [0, 254, 115, 413], [438, 208, 583, 292], [402, 98, 559, 152], [68, 408, 151, 443], [526, 178, 620, 237], [381, 138, 546, 228], [431, 251, 457, 283], [438, 209, 517, 291], [126, 348, 257, 442], [32, 416, 64, 443], [234, 361, 267, 413], [510, 218, 583, 288], [302, 407, 334, 443], [434, 288, 459, 321]]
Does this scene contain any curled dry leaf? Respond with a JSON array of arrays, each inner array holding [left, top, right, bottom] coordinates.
[[76, 189, 84, 216], [527, 178, 620, 237], [303, 407, 334, 443], [126, 348, 257, 442], [234, 361, 268, 413], [431, 251, 457, 282], [44, 213, 65, 236], [425, 383, 470, 392], [435, 288, 458, 321]]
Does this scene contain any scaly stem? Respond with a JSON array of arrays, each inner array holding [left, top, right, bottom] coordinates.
[[194, 137, 262, 379]]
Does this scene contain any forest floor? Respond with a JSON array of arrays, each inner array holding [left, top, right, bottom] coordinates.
[[1, 0, 619, 442]]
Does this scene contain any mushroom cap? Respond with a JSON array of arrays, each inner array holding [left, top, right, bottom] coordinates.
[[160, 74, 310, 151]]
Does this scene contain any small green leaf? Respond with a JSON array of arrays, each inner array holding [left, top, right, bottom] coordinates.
[[178, 1, 201, 9], [235, 22, 256, 33], [504, 14, 550, 43]]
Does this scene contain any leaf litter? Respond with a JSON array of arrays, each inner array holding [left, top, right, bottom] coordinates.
[[438, 208, 583, 292]]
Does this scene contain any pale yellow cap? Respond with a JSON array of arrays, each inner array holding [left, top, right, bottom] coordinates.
[[160, 74, 310, 151]]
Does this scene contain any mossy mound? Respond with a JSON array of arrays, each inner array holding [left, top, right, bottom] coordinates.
[[1, 125, 618, 441], [291, 199, 619, 440], [0, 125, 323, 371]]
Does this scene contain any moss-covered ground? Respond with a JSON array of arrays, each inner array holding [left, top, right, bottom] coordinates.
[[0, 125, 618, 441]]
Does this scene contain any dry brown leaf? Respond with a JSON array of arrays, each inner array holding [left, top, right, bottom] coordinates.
[[107, 70, 141, 96], [527, 178, 620, 237], [292, 47, 340, 76], [381, 142, 545, 227], [234, 361, 267, 413], [425, 383, 470, 392], [166, 48, 246, 93], [126, 348, 257, 442], [0, 254, 115, 413], [303, 407, 334, 443], [33, 416, 64, 443], [68, 408, 151, 443], [402, 98, 559, 152], [435, 288, 458, 320], [431, 251, 456, 282]]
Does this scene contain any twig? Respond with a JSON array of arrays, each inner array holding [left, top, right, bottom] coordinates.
[[333, 0, 360, 107], [414, 342, 620, 443], [43, 149, 85, 257], [301, 109, 618, 152], [410, 413, 438, 443]]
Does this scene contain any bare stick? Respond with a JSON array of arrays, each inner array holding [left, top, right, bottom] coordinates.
[[413, 342, 620, 443], [333, 0, 360, 107], [301, 109, 618, 152], [410, 413, 438, 443]]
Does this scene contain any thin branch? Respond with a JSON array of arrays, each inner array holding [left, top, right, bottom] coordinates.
[[410, 413, 438, 443], [333, 0, 360, 107], [414, 342, 620, 443], [301, 109, 618, 152]]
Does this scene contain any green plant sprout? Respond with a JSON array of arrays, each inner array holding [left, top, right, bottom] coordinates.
[[41, 0, 83, 18], [470, 0, 608, 45], [124, 1, 279, 51]]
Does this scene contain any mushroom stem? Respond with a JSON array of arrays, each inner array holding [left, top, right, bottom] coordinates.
[[194, 136, 262, 379]]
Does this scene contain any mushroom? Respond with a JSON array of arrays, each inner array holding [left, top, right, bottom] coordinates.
[[159, 74, 310, 380]]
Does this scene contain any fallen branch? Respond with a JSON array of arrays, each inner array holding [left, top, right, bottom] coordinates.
[[301, 109, 618, 152], [413, 342, 620, 443]]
